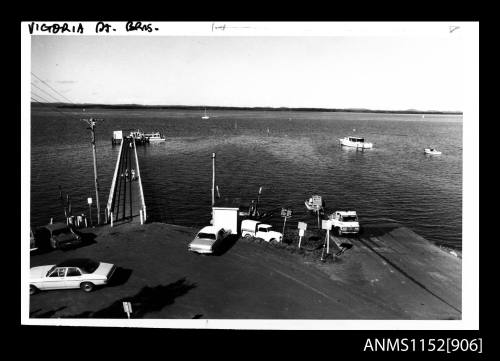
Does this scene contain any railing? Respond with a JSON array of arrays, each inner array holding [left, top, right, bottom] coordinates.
[[133, 137, 147, 221], [106, 139, 124, 220]]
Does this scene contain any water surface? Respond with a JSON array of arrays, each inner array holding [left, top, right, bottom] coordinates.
[[30, 107, 462, 249]]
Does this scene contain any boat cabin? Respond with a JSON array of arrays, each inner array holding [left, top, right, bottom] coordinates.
[[348, 137, 365, 143]]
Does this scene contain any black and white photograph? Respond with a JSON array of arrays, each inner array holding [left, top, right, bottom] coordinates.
[[21, 22, 479, 330]]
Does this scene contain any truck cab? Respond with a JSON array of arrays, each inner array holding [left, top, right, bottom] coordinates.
[[241, 219, 283, 243], [329, 211, 360, 235]]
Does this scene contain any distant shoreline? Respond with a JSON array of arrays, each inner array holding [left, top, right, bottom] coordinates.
[[31, 102, 462, 115]]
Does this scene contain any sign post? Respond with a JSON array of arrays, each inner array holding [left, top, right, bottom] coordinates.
[[281, 208, 292, 240], [321, 219, 332, 261], [297, 221, 307, 248], [312, 195, 322, 228], [122, 301, 132, 319], [87, 197, 93, 227]]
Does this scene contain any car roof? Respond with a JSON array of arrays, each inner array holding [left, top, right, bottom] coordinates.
[[42, 223, 69, 231], [242, 219, 259, 225], [199, 226, 217, 233]]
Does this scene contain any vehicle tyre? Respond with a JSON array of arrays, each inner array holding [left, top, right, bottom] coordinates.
[[244, 234, 252, 239], [336, 228, 342, 236], [80, 282, 95, 292], [269, 238, 276, 243], [30, 285, 37, 295]]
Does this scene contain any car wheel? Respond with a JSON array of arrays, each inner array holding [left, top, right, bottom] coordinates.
[[30, 285, 37, 295], [244, 234, 252, 239], [269, 238, 276, 243], [80, 282, 95, 292]]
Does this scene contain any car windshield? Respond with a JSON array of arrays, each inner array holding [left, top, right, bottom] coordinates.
[[197, 233, 216, 240], [342, 216, 358, 222]]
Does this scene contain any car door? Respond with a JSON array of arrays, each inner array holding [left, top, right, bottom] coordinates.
[[64, 267, 83, 289], [44, 267, 67, 290]]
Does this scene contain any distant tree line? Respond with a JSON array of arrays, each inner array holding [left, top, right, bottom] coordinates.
[[31, 102, 462, 115]]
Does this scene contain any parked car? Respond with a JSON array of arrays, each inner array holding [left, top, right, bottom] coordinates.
[[34, 222, 82, 249], [188, 226, 231, 254], [241, 219, 283, 243], [30, 258, 116, 294]]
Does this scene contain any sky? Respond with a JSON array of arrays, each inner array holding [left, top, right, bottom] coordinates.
[[30, 35, 463, 111]]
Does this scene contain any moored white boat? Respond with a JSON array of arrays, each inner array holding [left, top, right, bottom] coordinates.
[[305, 195, 324, 211], [424, 148, 442, 155], [339, 136, 373, 149], [145, 132, 166, 142], [201, 108, 210, 119]]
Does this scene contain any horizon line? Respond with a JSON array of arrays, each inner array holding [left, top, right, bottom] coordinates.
[[30, 102, 463, 115]]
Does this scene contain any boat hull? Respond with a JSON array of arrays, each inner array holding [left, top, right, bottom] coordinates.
[[339, 138, 373, 149], [424, 149, 442, 155]]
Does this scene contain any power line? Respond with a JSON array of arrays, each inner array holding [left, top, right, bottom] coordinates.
[[31, 72, 74, 104], [31, 92, 52, 104], [31, 82, 62, 103], [30, 95, 80, 119]]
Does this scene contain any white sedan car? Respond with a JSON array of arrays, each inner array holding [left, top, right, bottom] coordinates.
[[188, 226, 231, 254], [30, 258, 116, 294]]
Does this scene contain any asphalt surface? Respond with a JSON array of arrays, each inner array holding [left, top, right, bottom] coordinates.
[[29, 221, 461, 319]]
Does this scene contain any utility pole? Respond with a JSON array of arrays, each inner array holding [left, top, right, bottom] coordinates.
[[82, 117, 103, 225], [212, 153, 216, 207]]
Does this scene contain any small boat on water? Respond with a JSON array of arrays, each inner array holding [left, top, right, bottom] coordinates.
[[305, 195, 324, 211], [201, 108, 210, 120], [339, 136, 373, 149], [145, 132, 166, 142], [424, 148, 442, 155]]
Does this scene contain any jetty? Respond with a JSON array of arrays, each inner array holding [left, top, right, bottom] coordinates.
[[105, 137, 147, 225]]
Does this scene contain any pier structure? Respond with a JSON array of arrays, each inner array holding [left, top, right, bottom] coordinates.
[[105, 137, 147, 225]]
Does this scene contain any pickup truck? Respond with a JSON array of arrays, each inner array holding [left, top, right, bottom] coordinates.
[[188, 226, 231, 254], [241, 219, 283, 243], [329, 211, 360, 236]]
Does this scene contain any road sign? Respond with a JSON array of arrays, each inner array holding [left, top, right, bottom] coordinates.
[[122, 301, 132, 319], [322, 219, 332, 230], [281, 208, 292, 218], [299, 229, 305, 237], [312, 195, 322, 207], [87, 197, 93, 205], [298, 221, 307, 230]]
